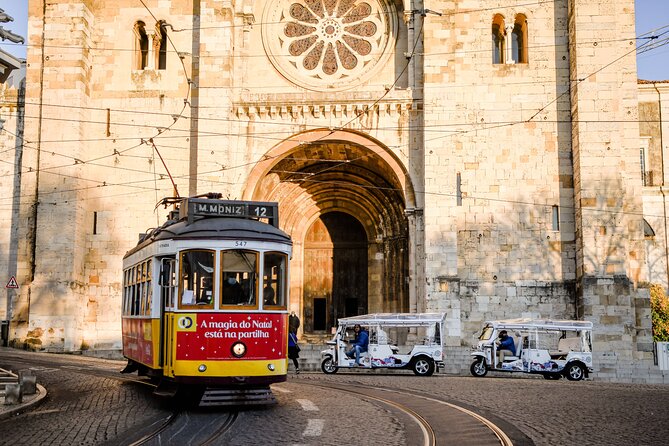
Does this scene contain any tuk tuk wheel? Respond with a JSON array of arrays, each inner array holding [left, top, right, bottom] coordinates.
[[412, 357, 435, 376], [470, 357, 488, 377], [321, 357, 338, 374], [565, 363, 585, 381]]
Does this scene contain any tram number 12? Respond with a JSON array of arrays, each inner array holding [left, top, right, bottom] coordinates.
[[252, 206, 268, 217]]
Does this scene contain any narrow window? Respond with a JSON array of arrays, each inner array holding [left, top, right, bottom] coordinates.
[[456, 172, 462, 206], [93, 211, 98, 235], [492, 14, 505, 64], [134, 21, 149, 70], [552, 205, 559, 231], [640, 147, 647, 186], [512, 14, 528, 63], [156, 21, 167, 70]]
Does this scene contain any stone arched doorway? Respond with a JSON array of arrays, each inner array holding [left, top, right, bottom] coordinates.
[[304, 212, 368, 333], [244, 129, 414, 336]]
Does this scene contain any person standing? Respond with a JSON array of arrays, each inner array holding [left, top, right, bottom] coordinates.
[[289, 311, 300, 334], [288, 331, 300, 374]]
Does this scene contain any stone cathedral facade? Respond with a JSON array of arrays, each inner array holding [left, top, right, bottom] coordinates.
[[0, 0, 667, 382]]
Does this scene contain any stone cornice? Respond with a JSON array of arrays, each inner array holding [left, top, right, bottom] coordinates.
[[234, 99, 420, 120]]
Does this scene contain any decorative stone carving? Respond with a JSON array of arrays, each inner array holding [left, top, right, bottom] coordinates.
[[261, 0, 397, 91]]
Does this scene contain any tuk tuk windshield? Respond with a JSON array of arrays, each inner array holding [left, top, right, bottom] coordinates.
[[479, 325, 494, 341]]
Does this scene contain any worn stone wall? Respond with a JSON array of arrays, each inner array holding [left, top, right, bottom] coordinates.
[[640, 82, 669, 292]]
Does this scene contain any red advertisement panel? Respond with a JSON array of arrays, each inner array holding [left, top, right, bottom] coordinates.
[[122, 317, 154, 365], [175, 313, 287, 361]]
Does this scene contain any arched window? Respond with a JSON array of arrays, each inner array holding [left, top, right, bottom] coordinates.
[[512, 14, 528, 63], [134, 21, 149, 70], [492, 14, 505, 64], [155, 21, 168, 70]]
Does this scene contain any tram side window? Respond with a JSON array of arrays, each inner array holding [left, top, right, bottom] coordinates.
[[180, 250, 215, 309], [263, 252, 287, 308], [122, 261, 152, 316], [143, 261, 152, 315], [221, 250, 258, 307], [133, 266, 141, 315]]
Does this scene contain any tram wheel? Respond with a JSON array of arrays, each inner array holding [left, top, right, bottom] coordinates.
[[321, 357, 338, 374], [412, 357, 435, 376], [470, 357, 488, 377]]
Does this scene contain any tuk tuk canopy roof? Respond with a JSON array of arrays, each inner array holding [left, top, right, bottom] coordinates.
[[338, 313, 446, 327], [486, 318, 593, 331]]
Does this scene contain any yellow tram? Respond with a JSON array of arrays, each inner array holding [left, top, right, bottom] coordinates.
[[121, 194, 292, 404]]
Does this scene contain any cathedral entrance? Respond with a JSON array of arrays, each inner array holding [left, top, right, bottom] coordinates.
[[244, 129, 415, 336], [303, 212, 368, 333]]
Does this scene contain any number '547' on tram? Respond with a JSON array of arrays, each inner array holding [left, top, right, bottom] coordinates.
[[120, 195, 292, 405]]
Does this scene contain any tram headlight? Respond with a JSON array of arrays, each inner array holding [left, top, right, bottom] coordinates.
[[198, 364, 207, 373], [231, 341, 247, 358], [267, 364, 275, 371]]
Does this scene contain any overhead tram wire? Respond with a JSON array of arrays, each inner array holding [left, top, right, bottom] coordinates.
[[3, 22, 667, 124], [3, 16, 668, 210]]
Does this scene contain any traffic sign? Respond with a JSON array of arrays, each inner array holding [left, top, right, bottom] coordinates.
[[6, 276, 18, 289]]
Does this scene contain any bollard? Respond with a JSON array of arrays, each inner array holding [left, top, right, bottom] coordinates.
[[19, 370, 37, 395], [4, 383, 22, 405]]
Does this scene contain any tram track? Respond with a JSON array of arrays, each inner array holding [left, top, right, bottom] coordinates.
[[127, 410, 239, 446], [299, 379, 516, 446]]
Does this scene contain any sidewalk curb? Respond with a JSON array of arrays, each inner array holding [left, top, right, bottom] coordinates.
[[0, 384, 47, 421]]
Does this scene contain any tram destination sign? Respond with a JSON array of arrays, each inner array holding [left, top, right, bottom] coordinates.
[[183, 198, 279, 227]]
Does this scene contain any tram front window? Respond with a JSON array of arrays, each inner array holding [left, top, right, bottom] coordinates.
[[263, 252, 287, 309], [179, 250, 215, 309], [221, 250, 258, 307]]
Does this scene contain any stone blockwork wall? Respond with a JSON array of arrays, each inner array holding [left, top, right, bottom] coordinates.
[[422, 0, 575, 339]]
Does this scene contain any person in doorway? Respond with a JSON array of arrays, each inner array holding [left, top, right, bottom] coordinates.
[[346, 324, 369, 366], [288, 331, 300, 374], [496, 330, 516, 367]]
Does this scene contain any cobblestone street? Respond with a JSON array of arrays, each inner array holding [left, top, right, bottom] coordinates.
[[1, 349, 668, 445]]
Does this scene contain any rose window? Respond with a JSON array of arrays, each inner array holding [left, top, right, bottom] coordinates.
[[262, 0, 396, 91]]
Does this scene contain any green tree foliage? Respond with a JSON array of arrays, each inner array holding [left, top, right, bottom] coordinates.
[[650, 283, 669, 342]]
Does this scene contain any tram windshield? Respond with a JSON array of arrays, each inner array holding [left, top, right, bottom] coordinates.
[[179, 249, 215, 309], [221, 250, 258, 308]]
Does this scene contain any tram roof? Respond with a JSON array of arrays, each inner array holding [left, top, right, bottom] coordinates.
[[338, 313, 446, 326], [126, 216, 291, 257]]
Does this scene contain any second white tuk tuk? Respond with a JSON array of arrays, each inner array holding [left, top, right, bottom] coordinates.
[[320, 313, 446, 376], [470, 318, 594, 381]]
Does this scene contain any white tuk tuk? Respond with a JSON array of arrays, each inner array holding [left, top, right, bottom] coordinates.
[[470, 319, 593, 381], [320, 313, 446, 376]]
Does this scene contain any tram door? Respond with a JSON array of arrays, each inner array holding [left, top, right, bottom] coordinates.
[[304, 212, 367, 333], [159, 257, 177, 370]]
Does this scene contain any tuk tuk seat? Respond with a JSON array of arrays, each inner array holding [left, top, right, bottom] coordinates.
[[550, 337, 580, 357], [503, 334, 524, 362]]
